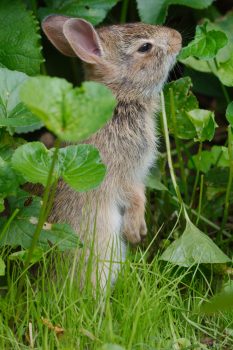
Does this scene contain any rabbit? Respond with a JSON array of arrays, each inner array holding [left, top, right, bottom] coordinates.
[[41, 16, 182, 289]]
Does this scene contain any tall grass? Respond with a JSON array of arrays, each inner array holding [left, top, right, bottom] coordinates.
[[1, 246, 233, 349]]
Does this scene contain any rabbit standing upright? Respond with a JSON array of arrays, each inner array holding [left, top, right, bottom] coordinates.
[[42, 16, 182, 289]]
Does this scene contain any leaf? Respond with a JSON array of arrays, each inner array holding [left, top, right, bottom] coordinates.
[[0, 68, 43, 134], [136, 0, 214, 24], [0, 132, 25, 161], [0, 156, 20, 198], [9, 248, 44, 264], [189, 151, 213, 173], [39, 0, 118, 25], [163, 77, 198, 139], [146, 174, 168, 191], [12, 142, 106, 191], [217, 54, 233, 87], [187, 109, 217, 142], [60, 145, 106, 192], [160, 219, 230, 267], [0, 0, 43, 75], [0, 191, 82, 251], [11, 142, 59, 187], [20, 77, 115, 142], [179, 22, 228, 60], [0, 257, 5, 276], [226, 101, 233, 126]]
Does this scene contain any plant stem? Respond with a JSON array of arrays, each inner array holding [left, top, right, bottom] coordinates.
[[120, 0, 129, 23], [190, 141, 203, 207], [220, 126, 233, 235], [25, 140, 60, 267], [169, 88, 188, 202], [196, 174, 204, 225], [160, 91, 183, 206], [16, 140, 60, 297], [0, 208, 19, 242]]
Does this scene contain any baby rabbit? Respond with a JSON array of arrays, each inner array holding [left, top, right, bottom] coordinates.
[[42, 16, 182, 289]]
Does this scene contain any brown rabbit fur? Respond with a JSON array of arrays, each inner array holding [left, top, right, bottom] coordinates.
[[42, 16, 182, 289]]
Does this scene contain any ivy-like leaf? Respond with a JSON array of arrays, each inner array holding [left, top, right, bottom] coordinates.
[[20, 77, 115, 142], [179, 23, 228, 60], [39, 0, 118, 25], [187, 109, 217, 142], [12, 142, 106, 191], [0, 0, 43, 75], [160, 219, 230, 267], [163, 77, 198, 139], [11, 142, 58, 187], [136, 0, 214, 24], [9, 248, 44, 264], [0, 191, 82, 251], [60, 145, 106, 192], [0, 156, 20, 198], [0, 68, 43, 134]]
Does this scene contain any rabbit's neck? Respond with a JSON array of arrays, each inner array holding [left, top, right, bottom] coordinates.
[[93, 96, 159, 184]]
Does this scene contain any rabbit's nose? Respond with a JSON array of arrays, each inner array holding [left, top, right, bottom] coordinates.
[[167, 29, 182, 53]]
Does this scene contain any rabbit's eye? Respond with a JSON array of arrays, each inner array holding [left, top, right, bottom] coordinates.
[[138, 43, 152, 53]]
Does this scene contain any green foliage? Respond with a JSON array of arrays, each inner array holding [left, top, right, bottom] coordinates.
[[226, 101, 233, 125], [136, 0, 214, 24], [160, 218, 230, 266], [179, 22, 228, 60], [0, 0, 42, 75], [20, 77, 115, 142], [0, 191, 82, 250], [0, 68, 42, 134], [39, 0, 118, 25], [187, 109, 217, 141], [164, 77, 198, 139], [12, 142, 106, 191]]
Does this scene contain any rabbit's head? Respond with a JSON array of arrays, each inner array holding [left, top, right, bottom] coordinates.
[[42, 16, 181, 99]]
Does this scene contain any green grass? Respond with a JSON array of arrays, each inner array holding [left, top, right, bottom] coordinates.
[[1, 247, 233, 350]]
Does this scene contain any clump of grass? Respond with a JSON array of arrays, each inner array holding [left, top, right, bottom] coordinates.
[[0, 247, 233, 349]]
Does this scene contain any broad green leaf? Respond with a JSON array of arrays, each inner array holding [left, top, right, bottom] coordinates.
[[160, 219, 230, 267], [60, 145, 106, 192], [179, 57, 211, 73], [9, 248, 44, 264], [146, 174, 168, 191], [20, 77, 115, 142], [164, 77, 198, 139], [0, 156, 20, 198], [217, 54, 233, 87], [0, 0, 43, 75], [189, 151, 213, 173], [226, 101, 233, 126], [179, 23, 228, 60], [189, 146, 231, 173], [0, 68, 43, 134], [11, 142, 59, 187], [136, 0, 214, 24], [39, 0, 118, 25], [12, 142, 106, 191], [0, 257, 5, 276], [187, 109, 217, 141], [0, 132, 25, 161], [0, 191, 82, 251]]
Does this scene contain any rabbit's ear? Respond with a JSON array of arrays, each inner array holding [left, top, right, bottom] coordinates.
[[42, 15, 76, 57], [63, 18, 103, 64]]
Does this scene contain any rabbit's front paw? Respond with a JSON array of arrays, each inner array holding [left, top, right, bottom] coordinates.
[[123, 213, 147, 245]]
